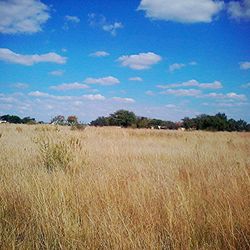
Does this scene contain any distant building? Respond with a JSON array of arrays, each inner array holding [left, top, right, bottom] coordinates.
[[0, 120, 7, 124]]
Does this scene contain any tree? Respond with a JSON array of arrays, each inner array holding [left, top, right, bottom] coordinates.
[[136, 117, 151, 128], [182, 117, 196, 130], [110, 110, 136, 127], [51, 115, 65, 125], [22, 116, 36, 124], [0, 115, 22, 124], [67, 115, 78, 125], [90, 116, 109, 126]]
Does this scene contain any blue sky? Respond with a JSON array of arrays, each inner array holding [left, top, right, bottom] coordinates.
[[0, 0, 250, 122]]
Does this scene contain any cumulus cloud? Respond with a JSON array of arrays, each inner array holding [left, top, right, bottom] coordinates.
[[228, 0, 250, 20], [0, 0, 50, 34], [169, 61, 197, 72], [0, 48, 67, 66], [103, 22, 123, 36], [13, 83, 29, 89], [29, 91, 53, 98], [112, 97, 135, 103], [169, 63, 186, 72], [83, 94, 106, 101], [65, 15, 80, 23], [138, 0, 224, 23], [63, 15, 80, 30], [161, 88, 202, 96], [241, 82, 250, 88], [205, 92, 247, 101], [84, 76, 120, 86], [145, 90, 155, 96], [129, 77, 143, 81], [165, 104, 177, 108], [50, 82, 89, 91], [88, 13, 123, 36], [89, 51, 110, 57], [240, 61, 250, 70], [28, 91, 105, 101], [158, 80, 223, 89], [117, 52, 162, 70], [49, 70, 64, 76]]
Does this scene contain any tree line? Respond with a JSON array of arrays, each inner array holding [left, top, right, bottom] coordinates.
[[1, 110, 250, 132], [90, 110, 250, 132]]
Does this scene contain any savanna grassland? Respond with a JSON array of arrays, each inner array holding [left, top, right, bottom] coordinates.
[[0, 124, 249, 249]]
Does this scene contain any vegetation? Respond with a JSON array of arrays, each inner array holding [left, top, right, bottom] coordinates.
[[90, 110, 250, 132], [1, 111, 250, 131], [0, 124, 249, 249], [182, 113, 250, 132]]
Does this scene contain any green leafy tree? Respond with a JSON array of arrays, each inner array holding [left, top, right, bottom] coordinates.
[[110, 110, 136, 127], [22, 117, 36, 124], [136, 117, 151, 128], [90, 116, 109, 126], [0, 115, 22, 124]]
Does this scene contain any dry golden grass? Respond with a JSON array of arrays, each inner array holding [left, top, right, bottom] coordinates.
[[0, 124, 249, 249]]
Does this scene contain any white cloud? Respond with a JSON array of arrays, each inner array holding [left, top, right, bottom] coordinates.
[[189, 61, 197, 65], [49, 70, 64, 76], [138, 0, 224, 23], [240, 61, 250, 70], [89, 51, 110, 57], [161, 88, 202, 96], [65, 15, 80, 23], [241, 82, 250, 88], [169, 61, 197, 72], [88, 13, 123, 36], [118, 52, 162, 70], [84, 76, 120, 86], [158, 79, 223, 89], [129, 77, 143, 81], [13, 83, 29, 89], [0, 0, 50, 34], [63, 15, 80, 30], [169, 63, 186, 72], [28, 91, 105, 101], [83, 94, 106, 101], [165, 104, 177, 108], [50, 82, 89, 91], [204, 101, 249, 107], [205, 92, 247, 101], [112, 97, 135, 103], [145, 90, 155, 96], [228, 0, 250, 20], [102, 22, 123, 36], [0, 48, 67, 66], [28, 91, 51, 98]]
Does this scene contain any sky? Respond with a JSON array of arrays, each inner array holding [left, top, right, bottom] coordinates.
[[0, 0, 250, 123]]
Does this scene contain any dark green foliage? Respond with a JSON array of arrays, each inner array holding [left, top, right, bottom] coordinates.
[[22, 117, 36, 124], [91, 110, 137, 128], [182, 113, 250, 132], [90, 116, 109, 126], [1, 115, 23, 124], [110, 110, 137, 127], [90, 110, 249, 131]]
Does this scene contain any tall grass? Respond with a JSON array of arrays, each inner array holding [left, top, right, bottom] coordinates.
[[0, 124, 249, 249]]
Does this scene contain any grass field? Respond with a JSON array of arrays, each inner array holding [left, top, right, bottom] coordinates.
[[0, 124, 249, 249]]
